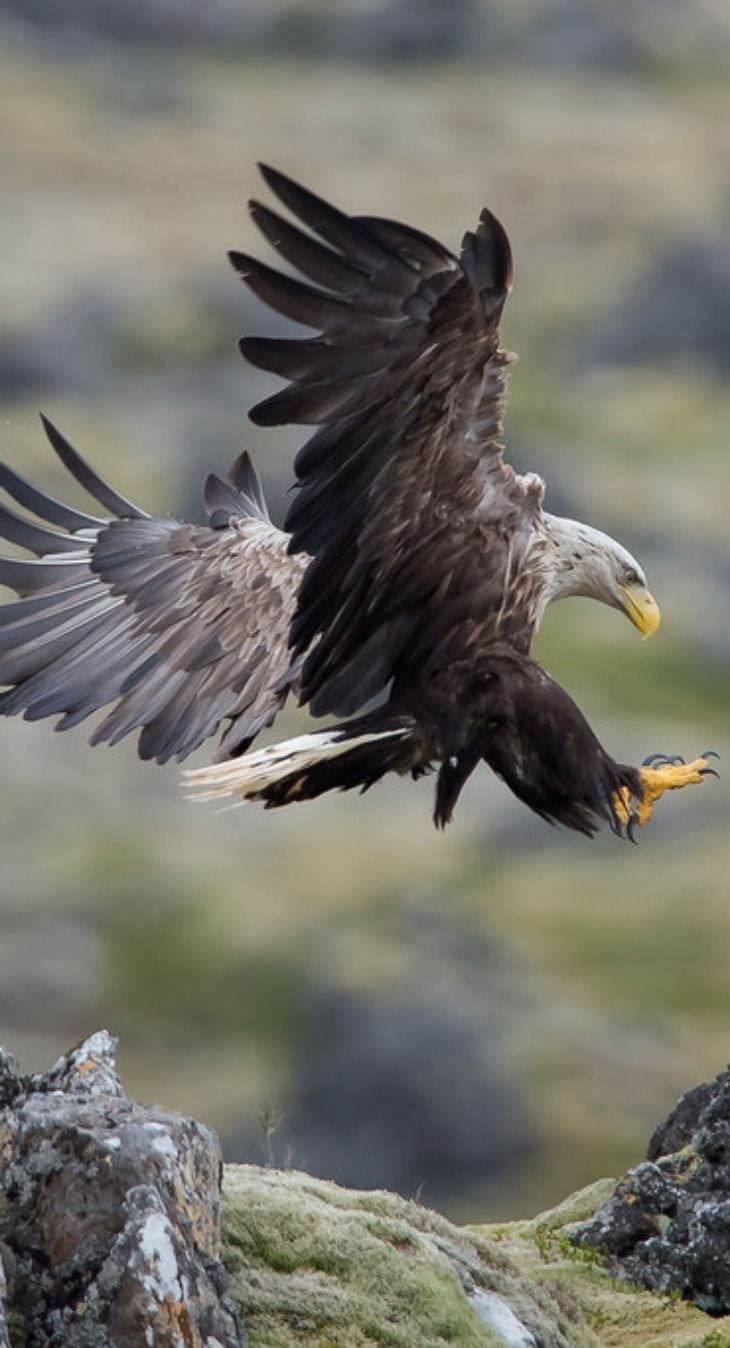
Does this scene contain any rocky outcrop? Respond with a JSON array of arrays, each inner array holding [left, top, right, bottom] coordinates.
[[574, 1064, 730, 1316], [2, 0, 729, 69], [2, 1033, 730, 1346], [0, 1032, 242, 1347]]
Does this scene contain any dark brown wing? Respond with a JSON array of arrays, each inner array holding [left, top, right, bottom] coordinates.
[[234, 165, 543, 718], [0, 417, 306, 762]]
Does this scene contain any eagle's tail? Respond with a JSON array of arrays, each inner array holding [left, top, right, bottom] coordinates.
[[183, 717, 417, 809]]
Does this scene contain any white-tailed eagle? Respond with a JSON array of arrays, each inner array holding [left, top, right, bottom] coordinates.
[[0, 166, 717, 837]]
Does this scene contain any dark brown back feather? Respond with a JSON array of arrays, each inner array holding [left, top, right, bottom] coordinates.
[[238, 165, 541, 719]]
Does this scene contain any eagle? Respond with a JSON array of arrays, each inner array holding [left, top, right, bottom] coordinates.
[[0, 166, 716, 838]]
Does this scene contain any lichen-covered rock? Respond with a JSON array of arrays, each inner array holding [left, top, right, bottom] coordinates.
[[574, 1064, 730, 1316], [0, 1031, 242, 1348], [474, 1181, 730, 1348], [221, 1164, 591, 1347]]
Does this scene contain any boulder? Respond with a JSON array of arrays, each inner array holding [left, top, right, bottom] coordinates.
[[0, 1032, 242, 1347], [575, 1064, 730, 1316]]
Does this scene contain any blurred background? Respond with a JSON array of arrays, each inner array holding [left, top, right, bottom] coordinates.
[[0, 0, 728, 1223]]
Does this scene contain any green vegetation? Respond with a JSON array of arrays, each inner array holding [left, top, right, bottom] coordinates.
[[223, 1165, 584, 1347], [221, 1165, 730, 1347]]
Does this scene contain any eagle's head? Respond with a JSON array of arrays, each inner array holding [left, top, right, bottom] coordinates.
[[545, 517, 661, 637]]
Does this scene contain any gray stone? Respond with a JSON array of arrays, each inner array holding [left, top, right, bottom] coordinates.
[[0, 1030, 243, 1347], [574, 1063, 730, 1314], [470, 1288, 538, 1346]]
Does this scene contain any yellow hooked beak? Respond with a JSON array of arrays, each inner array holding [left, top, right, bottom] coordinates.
[[618, 584, 661, 639]]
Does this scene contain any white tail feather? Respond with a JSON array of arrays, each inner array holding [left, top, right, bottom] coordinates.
[[183, 726, 408, 804]]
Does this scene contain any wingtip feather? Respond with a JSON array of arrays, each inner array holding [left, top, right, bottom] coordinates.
[[257, 163, 292, 197], [228, 249, 255, 277], [38, 418, 149, 521]]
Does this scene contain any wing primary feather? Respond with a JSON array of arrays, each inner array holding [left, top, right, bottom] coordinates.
[[0, 555, 90, 596], [249, 375, 383, 429], [0, 462, 103, 532], [0, 580, 99, 626], [0, 501, 95, 556], [228, 252, 348, 331], [353, 215, 456, 270], [0, 598, 124, 685], [239, 336, 385, 384], [459, 208, 513, 303], [0, 589, 110, 655], [248, 201, 368, 294], [39, 415, 150, 520], [256, 164, 410, 273]]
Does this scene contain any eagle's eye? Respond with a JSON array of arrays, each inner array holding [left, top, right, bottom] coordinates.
[[623, 567, 640, 586]]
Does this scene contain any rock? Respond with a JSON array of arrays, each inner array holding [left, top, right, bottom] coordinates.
[[0, 1030, 243, 1347], [473, 1179, 730, 1348], [646, 1078, 715, 1160], [574, 1064, 730, 1315], [3, 1033, 730, 1346]]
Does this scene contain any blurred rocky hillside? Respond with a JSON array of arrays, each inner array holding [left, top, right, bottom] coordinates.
[[3, 0, 730, 70], [0, 2, 728, 1223]]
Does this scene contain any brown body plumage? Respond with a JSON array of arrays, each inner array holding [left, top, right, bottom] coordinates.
[[0, 166, 715, 836]]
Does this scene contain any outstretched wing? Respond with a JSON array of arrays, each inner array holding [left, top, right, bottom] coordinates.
[[233, 165, 543, 718], [0, 417, 306, 762]]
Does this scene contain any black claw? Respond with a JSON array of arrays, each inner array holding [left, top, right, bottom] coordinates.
[[642, 751, 684, 767], [699, 767, 720, 780], [626, 813, 639, 845], [701, 750, 720, 761]]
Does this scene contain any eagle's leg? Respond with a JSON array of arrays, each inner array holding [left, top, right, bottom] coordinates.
[[613, 752, 719, 834]]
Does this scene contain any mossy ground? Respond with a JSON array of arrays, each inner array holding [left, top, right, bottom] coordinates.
[[222, 1166, 730, 1348], [474, 1182, 730, 1348], [222, 1164, 590, 1347]]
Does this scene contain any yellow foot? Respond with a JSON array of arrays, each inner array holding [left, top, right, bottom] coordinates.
[[613, 752, 719, 840]]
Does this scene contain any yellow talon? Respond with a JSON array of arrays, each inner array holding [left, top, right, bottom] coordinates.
[[613, 755, 717, 833]]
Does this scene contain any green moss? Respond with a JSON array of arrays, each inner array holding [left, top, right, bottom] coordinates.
[[222, 1165, 589, 1347], [219, 1166, 730, 1347]]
